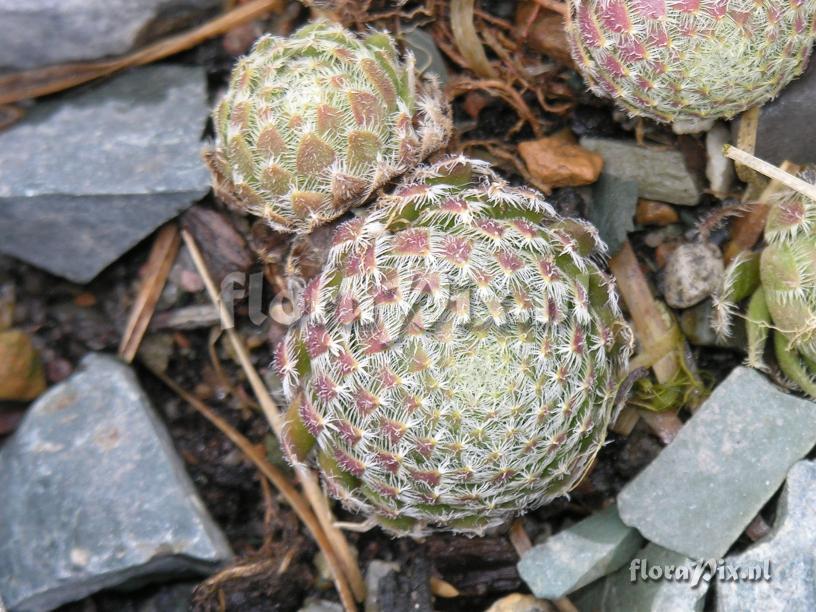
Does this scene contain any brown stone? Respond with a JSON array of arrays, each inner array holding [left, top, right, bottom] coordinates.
[[635, 199, 679, 226], [515, 3, 574, 67], [0, 329, 46, 401], [655, 241, 680, 269], [519, 135, 604, 188]]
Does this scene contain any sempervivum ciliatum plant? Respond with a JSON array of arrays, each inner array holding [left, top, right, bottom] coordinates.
[[208, 21, 451, 234], [714, 167, 816, 396], [274, 157, 633, 535], [565, 0, 816, 123]]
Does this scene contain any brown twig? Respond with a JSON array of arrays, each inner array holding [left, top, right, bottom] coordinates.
[[609, 241, 685, 443], [118, 224, 180, 363], [724, 146, 816, 203], [0, 104, 24, 132], [181, 230, 365, 605], [508, 519, 533, 556], [0, 0, 283, 105], [723, 161, 802, 263], [533, 0, 569, 17], [145, 365, 358, 612]]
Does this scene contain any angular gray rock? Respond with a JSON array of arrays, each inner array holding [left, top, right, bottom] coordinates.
[[573, 543, 709, 612], [717, 460, 816, 612], [752, 60, 816, 167], [0, 64, 210, 283], [0, 0, 221, 71], [618, 367, 816, 560], [0, 353, 231, 612], [365, 560, 400, 612], [587, 173, 638, 257], [518, 505, 643, 599], [581, 137, 703, 206]]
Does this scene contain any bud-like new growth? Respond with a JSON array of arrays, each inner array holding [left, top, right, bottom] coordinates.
[[209, 21, 451, 234], [566, 0, 816, 123], [714, 168, 816, 396], [275, 157, 633, 535]]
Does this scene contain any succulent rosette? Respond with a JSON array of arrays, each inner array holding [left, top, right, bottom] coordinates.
[[714, 168, 816, 396], [209, 21, 451, 234], [566, 0, 816, 123], [274, 157, 633, 535]]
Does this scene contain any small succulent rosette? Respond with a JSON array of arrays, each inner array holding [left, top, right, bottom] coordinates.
[[209, 21, 451, 234], [566, 0, 816, 123], [274, 157, 633, 535]]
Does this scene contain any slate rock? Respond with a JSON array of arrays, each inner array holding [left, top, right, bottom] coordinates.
[[300, 599, 345, 612], [0, 64, 210, 283], [581, 137, 703, 205], [717, 460, 816, 612], [618, 367, 816, 560], [518, 505, 643, 600], [365, 560, 400, 612], [403, 28, 449, 85], [587, 173, 638, 256], [0, 0, 221, 71], [752, 60, 816, 167], [679, 299, 743, 349], [0, 353, 231, 612], [573, 543, 709, 612]]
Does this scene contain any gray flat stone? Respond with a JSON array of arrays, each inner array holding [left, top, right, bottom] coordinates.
[[0, 64, 210, 283], [752, 60, 816, 167], [581, 137, 703, 206], [717, 460, 816, 612], [0, 354, 231, 612], [587, 173, 638, 257], [573, 543, 709, 612], [0, 0, 221, 71], [518, 505, 643, 599], [618, 367, 816, 560], [300, 599, 345, 612]]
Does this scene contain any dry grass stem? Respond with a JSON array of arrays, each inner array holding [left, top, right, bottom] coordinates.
[[724, 146, 816, 203], [118, 224, 180, 363], [145, 365, 358, 612], [0, 0, 283, 105], [181, 230, 365, 604]]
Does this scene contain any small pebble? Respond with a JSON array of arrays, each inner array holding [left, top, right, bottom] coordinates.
[[662, 242, 724, 308], [635, 199, 679, 226], [519, 134, 604, 188], [706, 122, 735, 197]]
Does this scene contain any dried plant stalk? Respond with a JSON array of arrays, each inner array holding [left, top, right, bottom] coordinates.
[[118, 224, 180, 362], [147, 366, 358, 612], [0, 0, 283, 105], [610, 241, 685, 443], [181, 230, 365, 605], [450, 0, 497, 78]]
